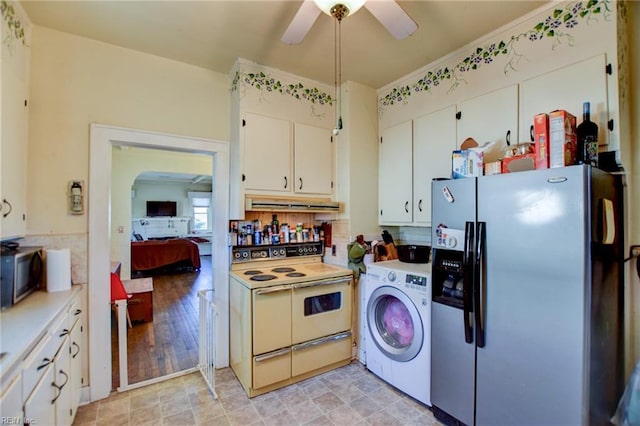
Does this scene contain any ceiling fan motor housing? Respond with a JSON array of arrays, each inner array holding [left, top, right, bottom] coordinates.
[[330, 4, 350, 21]]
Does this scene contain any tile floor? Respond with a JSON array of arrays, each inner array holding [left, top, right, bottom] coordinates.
[[73, 361, 442, 425]]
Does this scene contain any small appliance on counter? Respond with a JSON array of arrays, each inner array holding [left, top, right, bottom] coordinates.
[[0, 244, 44, 310]]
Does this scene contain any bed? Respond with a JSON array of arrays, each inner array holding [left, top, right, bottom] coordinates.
[[131, 238, 201, 272]]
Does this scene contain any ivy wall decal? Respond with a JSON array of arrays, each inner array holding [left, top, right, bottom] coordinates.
[[1, 0, 26, 51], [378, 0, 612, 112], [231, 69, 334, 114]]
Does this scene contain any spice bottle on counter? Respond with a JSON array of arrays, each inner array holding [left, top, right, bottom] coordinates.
[[282, 223, 290, 243]]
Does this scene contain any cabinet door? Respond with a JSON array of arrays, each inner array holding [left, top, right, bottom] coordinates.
[[458, 85, 518, 150], [379, 121, 413, 225], [243, 113, 292, 192], [519, 54, 608, 146], [69, 318, 83, 420], [1, 20, 29, 239], [0, 373, 23, 421], [294, 123, 333, 195], [54, 336, 73, 426], [413, 106, 457, 226], [24, 366, 56, 425]]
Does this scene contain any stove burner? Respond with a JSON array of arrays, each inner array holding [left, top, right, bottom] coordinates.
[[272, 267, 296, 273], [250, 274, 278, 281], [286, 272, 306, 277], [244, 270, 263, 276]]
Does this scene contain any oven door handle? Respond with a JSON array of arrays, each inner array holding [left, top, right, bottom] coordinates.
[[293, 277, 352, 289], [254, 347, 291, 362], [254, 285, 291, 295], [292, 331, 352, 351]]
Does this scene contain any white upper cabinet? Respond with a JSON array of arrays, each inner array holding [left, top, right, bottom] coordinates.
[[458, 85, 519, 150], [242, 112, 292, 192], [1, 10, 30, 240], [519, 55, 608, 146], [413, 106, 457, 226], [294, 123, 333, 195], [379, 120, 413, 225]]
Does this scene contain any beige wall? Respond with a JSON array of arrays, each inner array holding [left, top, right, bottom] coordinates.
[[26, 26, 229, 237]]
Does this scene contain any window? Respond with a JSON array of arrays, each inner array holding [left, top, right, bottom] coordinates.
[[188, 192, 212, 232]]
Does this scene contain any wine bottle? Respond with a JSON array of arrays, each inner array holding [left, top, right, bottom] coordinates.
[[271, 214, 279, 234], [576, 102, 598, 167]]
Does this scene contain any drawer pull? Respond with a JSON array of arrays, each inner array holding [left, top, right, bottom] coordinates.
[[37, 357, 52, 371], [51, 370, 69, 403], [255, 285, 291, 295], [294, 277, 351, 289], [292, 331, 352, 351], [254, 347, 291, 363], [72, 342, 80, 358]]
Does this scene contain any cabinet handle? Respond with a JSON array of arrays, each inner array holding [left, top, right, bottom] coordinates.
[[506, 130, 511, 146], [255, 285, 291, 295], [72, 342, 80, 358], [299, 177, 303, 190], [2, 199, 12, 218], [254, 347, 291, 362], [530, 125, 534, 142], [294, 276, 351, 289], [74, 309, 82, 316], [418, 199, 423, 212], [283, 176, 288, 189], [37, 357, 52, 371], [292, 331, 352, 351], [59, 329, 70, 337], [405, 201, 409, 213], [52, 369, 69, 404]]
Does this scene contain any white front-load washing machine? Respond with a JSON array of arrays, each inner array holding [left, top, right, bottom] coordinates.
[[364, 260, 431, 406]]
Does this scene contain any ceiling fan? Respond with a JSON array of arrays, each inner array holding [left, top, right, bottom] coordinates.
[[281, 0, 418, 44]]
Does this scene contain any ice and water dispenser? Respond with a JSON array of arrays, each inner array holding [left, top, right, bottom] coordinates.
[[431, 226, 470, 309]]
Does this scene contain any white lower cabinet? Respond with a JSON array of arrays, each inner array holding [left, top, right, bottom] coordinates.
[[3, 287, 86, 426], [0, 373, 23, 421], [24, 366, 56, 424]]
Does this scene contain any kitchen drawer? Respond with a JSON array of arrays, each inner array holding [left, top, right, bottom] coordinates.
[[252, 347, 291, 390], [291, 331, 351, 377], [22, 312, 68, 401], [67, 295, 83, 328]]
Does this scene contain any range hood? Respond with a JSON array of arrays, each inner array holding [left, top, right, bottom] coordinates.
[[245, 196, 341, 213]]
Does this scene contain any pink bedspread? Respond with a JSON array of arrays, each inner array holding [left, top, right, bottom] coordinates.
[[131, 238, 201, 271]]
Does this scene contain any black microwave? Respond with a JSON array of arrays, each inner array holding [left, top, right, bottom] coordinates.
[[0, 246, 44, 310]]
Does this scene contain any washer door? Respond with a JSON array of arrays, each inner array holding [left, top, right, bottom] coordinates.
[[367, 285, 423, 362]]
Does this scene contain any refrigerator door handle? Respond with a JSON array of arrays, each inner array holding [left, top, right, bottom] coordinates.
[[475, 221, 486, 348], [463, 221, 475, 344]]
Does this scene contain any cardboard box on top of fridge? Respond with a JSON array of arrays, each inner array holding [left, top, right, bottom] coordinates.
[[452, 139, 502, 178], [549, 110, 577, 168], [501, 153, 536, 173], [533, 113, 550, 169]]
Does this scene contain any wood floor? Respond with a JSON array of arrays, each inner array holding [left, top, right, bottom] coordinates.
[[111, 256, 212, 389]]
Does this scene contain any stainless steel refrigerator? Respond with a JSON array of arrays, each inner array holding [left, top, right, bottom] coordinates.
[[430, 165, 623, 426]]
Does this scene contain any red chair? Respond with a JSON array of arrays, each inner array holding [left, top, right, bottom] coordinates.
[[110, 272, 132, 328]]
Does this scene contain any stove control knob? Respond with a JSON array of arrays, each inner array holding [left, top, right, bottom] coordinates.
[[387, 271, 396, 282]]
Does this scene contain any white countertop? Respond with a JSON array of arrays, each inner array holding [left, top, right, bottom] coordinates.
[[0, 286, 82, 382]]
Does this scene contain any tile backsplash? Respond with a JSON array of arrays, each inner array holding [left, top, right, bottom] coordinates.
[[22, 234, 88, 284]]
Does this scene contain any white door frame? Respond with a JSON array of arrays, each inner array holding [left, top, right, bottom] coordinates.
[[88, 123, 230, 401]]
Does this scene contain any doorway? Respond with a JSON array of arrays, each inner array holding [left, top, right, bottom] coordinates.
[[88, 124, 230, 401], [111, 154, 214, 388]]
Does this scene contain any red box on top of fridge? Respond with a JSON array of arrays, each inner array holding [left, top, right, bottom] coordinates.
[[549, 110, 577, 168], [533, 113, 550, 169]]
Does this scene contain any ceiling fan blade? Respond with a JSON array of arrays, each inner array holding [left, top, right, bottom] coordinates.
[[281, 1, 322, 44], [365, 0, 417, 40]]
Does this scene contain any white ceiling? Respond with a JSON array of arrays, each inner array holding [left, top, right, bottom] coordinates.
[[21, 0, 547, 89]]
